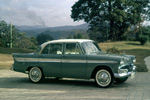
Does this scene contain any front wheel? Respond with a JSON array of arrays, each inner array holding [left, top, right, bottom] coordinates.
[[95, 69, 113, 88], [29, 67, 43, 83]]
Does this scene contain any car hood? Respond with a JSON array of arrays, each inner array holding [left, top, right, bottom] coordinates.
[[99, 53, 135, 63]]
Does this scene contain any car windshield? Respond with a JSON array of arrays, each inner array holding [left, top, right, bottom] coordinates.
[[81, 42, 101, 55]]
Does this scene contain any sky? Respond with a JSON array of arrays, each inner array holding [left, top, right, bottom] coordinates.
[[0, 0, 149, 27], [0, 0, 84, 27]]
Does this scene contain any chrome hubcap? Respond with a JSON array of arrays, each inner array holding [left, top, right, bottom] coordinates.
[[96, 69, 111, 87], [29, 67, 42, 82]]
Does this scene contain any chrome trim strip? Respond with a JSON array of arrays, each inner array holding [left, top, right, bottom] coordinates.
[[15, 58, 61, 63], [62, 59, 86, 63], [87, 60, 117, 64], [15, 57, 117, 64]]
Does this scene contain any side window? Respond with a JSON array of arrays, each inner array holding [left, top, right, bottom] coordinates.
[[49, 44, 62, 55], [64, 43, 82, 55], [41, 43, 62, 55]]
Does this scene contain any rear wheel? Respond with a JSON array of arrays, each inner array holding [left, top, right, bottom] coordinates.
[[29, 67, 43, 83], [115, 77, 128, 84], [95, 69, 113, 88]]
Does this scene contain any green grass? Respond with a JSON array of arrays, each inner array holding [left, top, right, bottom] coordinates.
[[99, 41, 150, 72], [99, 41, 150, 51]]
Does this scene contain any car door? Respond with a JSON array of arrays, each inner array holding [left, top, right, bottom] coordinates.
[[62, 42, 87, 78], [38, 43, 63, 77]]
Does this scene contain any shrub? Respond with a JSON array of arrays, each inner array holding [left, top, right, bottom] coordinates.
[[139, 35, 149, 45], [106, 47, 120, 54]]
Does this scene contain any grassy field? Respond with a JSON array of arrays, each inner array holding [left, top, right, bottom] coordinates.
[[99, 41, 150, 51], [0, 41, 150, 71]]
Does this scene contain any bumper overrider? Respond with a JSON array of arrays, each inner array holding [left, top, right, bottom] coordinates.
[[114, 64, 136, 78]]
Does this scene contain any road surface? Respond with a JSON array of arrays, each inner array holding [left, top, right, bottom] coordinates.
[[0, 70, 150, 100]]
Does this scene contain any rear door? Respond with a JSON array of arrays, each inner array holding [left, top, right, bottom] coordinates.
[[38, 43, 63, 77], [62, 43, 87, 78]]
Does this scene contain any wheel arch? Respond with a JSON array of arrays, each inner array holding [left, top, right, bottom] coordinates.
[[91, 65, 114, 78]]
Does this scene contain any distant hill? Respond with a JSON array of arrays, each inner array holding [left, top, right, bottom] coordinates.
[[16, 24, 89, 39]]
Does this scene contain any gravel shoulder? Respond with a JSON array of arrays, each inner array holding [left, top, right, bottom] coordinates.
[[0, 70, 150, 100]]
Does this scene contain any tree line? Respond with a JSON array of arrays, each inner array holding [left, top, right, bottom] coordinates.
[[71, 0, 150, 44], [0, 20, 37, 49], [0, 19, 150, 50]]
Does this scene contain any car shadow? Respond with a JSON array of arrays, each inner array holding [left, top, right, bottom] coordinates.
[[0, 77, 132, 90]]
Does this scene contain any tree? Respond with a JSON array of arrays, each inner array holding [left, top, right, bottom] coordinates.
[[71, 0, 150, 41], [141, 26, 150, 40], [0, 20, 38, 49], [36, 32, 53, 45], [0, 20, 19, 48], [15, 33, 37, 49]]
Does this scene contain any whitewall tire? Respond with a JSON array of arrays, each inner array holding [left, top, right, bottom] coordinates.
[[29, 67, 43, 83], [95, 69, 113, 88]]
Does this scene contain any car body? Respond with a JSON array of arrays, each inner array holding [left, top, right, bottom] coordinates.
[[12, 39, 136, 87]]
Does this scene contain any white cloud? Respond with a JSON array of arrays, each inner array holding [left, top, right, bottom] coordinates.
[[0, 0, 83, 26]]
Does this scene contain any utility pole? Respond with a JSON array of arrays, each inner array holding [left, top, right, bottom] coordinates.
[[10, 23, 13, 48]]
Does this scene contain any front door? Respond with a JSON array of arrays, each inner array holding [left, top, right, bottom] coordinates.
[[62, 43, 86, 78]]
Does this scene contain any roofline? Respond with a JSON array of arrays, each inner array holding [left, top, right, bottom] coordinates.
[[41, 39, 93, 47]]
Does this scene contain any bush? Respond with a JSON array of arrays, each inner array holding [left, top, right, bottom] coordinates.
[[106, 47, 120, 54], [139, 35, 149, 45]]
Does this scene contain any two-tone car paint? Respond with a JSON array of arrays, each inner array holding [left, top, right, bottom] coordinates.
[[12, 39, 136, 87], [13, 42, 121, 79]]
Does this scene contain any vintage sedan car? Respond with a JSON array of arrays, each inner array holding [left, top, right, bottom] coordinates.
[[12, 39, 136, 88]]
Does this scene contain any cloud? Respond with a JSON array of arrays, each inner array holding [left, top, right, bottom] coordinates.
[[0, 0, 83, 26]]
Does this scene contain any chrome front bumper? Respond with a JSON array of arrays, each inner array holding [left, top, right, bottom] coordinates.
[[114, 65, 136, 78]]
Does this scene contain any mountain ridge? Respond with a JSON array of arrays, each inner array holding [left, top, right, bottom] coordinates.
[[16, 24, 88, 39]]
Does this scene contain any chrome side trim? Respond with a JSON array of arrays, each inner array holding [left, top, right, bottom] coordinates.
[[15, 57, 117, 64], [15, 58, 61, 63], [62, 59, 86, 63], [87, 60, 117, 64]]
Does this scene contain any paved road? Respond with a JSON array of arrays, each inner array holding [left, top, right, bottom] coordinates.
[[0, 70, 150, 100]]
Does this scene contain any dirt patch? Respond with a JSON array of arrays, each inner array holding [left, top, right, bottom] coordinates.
[[0, 54, 13, 69]]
